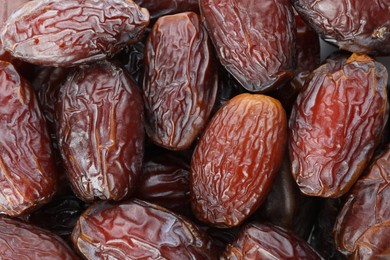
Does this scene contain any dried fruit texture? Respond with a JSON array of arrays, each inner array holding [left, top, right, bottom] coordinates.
[[134, 0, 199, 20], [292, 0, 390, 56], [143, 12, 218, 150], [0, 61, 57, 216], [289, 53, 389, 198], [334, 145, 390, 255], [0, 0, 150, 67], [56, 61, 144, 202], [71, 199, 217, 259], [199, 0, 296, 92], [221, 223, 323, 259], [0, 216, 79, 259], [191, 94, 287, 227]]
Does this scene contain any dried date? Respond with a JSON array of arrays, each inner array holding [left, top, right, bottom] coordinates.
[[134, 0, 199, 20]]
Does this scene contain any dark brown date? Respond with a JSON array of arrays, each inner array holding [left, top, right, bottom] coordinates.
[[289, 53, 389, 197], [1, 0, 150, 67], [292, 0, 390, 56], [0, 61, 57, 216], [134, 0, 199, 20], [143, 12, 218, 150], [71, 199, 217, 259], [221, 222, 323, 259], [56, 61, 144, 202], [0, 216, 78, 259], [199, 0, 296, 92], [191, 94, 287, 227]]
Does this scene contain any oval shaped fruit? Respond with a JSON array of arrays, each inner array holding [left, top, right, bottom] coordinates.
[[71, 199, 217, 259], [292, 0, 390, 56], [0, 216, 78, 259], [1, 0, 150, 66], [56, 61, 144, 202], [199, 0, 296, 92], [289, 53, 389, 198], [0, 61, 57, 216], [190, 93, 287, 227], [143, 12, 218, 150]]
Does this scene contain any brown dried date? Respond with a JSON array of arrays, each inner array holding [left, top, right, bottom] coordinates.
[[71, 199, 217, 259], [199, 0, 296, 92], [0, 216, 78, 259], [0, 0, 150, 67], [0, 61, 57, 216], [143, 12, 218, 150], [190, 94, 287, 227], [56, 61, 144, 202], [289, 53, 389, 198], [134, 0, 199, 20]]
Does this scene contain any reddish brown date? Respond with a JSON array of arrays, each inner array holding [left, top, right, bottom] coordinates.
[[0, 61, 57, 216], [199, 0, 296, 92], [134, 0, 199, 20], [143, 12, 218, 150], [289, 53, 389, 198], [56, 61, 144, 202], [0, 0, 150, 67], [292, 0, 390, 56], [221, 223, 323, 259], [0, 216, 78, 259], [334, 145, 390, 256], [191, 94, 287, 227], [71, 199, 217, 259]]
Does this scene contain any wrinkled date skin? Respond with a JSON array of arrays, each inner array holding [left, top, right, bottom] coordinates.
[[221, 223, 323, 259], [56, 61, 144, 202], [0, 61, 57, 216], [71, 199, 217, 259], [289, 54, 389, 198], [0, 0, 150, 67], [334, 145, 390, 256], [292, 0, 390, 56], [143, 12, 218, 150], [199, 0, 296, 92], [134, 0, 199, 20], [190, 94, 287, 227], [0, 216, 78, 259]]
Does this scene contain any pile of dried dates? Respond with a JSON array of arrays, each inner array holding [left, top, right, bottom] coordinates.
[[0, 0, 389, 259]]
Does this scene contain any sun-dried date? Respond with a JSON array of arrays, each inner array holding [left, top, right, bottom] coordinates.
[[289, 53, 389, 198], [191, 93, 287, 227], [0, 216, 78, 259], [292, 0, 390, 56], [134, 0, 199, 20], [1, 0, 150, 67], [71, 199, 217, 259], [199, 0, 296, 92], [0, 61, 57, 217], [221, 222, 323, 259], [334, 145, 390, 256], [143, 12, 218, 150], [56, 61, 144, 202]]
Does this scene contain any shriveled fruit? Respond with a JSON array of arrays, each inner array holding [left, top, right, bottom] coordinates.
[[0, 61, 57, 216], [191, 93, 287, 227], [134, 0, 199, 20], [289, 53, 389, 198], [199, 0, 296, 92], [143, 12, 218, 150], [1, 0, 150, 66], [56, 61, 144, 202], [71, 199, 217, 259]]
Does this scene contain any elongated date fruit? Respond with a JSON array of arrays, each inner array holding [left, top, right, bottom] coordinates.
[[143, 12, 218, 150], [71, 199, 217, 259], [221, 223, 323, 259], [0, 216, 78, 259], [0, 0, 150, 67], [199, 0, 296, 92], [334, 145, 390, 256], [191, 93, 287, 227], [292, 0, 390, 56], [289, 53, 389, 198], [0, 61, 57, 217], [56, 61, 144, 202]]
